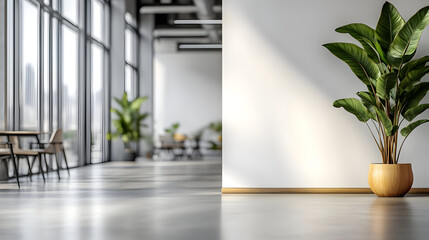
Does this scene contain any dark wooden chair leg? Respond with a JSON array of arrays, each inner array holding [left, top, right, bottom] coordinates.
[[25, 156, 32, 181], [6, 143, 20, 188], [10, 155, 20, 188], [16, 156, 20, 174], [38, 155, 45, 182], [43, 153, 49, 175], [62, 149, 70, 176], [30, 156, 35, 171], [54, 153, 61, 180]]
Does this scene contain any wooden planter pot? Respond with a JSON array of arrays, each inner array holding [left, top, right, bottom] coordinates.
[[368, 163, 413, 197]]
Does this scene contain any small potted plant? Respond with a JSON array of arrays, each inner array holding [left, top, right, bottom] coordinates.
[[324, 2, 429, 196], [165, 122, 186, 142], [210, 121, 222, 142], [107, 93, 149, 161]]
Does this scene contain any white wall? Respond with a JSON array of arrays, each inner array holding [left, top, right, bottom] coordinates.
[[153, 40, 222, 142], [223, 0, 429, 188]]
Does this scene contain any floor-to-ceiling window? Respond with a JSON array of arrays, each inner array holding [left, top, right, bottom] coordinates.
[[9, 0, 111, 168], [42, 11, 50, 132], [125, 16, 139, 100], [20, 0, 39, 130], [89, 0, 110, 164], [61, 25, 79, 166]]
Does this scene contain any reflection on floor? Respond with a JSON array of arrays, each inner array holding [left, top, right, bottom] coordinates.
[[0, 159, 427, 240]]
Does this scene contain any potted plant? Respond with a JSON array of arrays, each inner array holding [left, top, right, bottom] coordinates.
[[165, 122, 186, 142], [107, 93, 149, 161], [210, 121, 222, 142], [324, 2, 429, 197]]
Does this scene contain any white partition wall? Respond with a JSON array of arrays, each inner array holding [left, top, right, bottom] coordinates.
[[223, 0, 429, 188]]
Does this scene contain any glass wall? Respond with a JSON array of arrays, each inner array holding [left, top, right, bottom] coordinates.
[[91, 44, 104, 162], [62, 25, 79, 166], [125, 24, 139, 100], [52, 18, 59, 131], [20, 0, 39, 130], [42, 12, 50, 132], [61, 0, 78, 24], [91, 0, 104, 42], [89, 0, 110, 164], [10, 0, 111, 167]]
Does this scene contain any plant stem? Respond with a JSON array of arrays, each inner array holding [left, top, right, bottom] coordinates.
[[365, 122, 382, 152], [397, 135, 409, 162], [371, 119, 384, 151]]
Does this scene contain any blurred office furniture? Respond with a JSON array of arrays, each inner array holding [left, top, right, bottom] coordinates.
[[0, 131, 48, 186], [0, 138, 44, 187], [153, 135, 186, 160], [32, 129, 70, 179], [0, 142, 20, 187]]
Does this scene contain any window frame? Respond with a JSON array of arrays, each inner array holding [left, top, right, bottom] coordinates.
[[86, 0, 111, 164], [8, 0, 112, 167], [124, 22, 139, 101]]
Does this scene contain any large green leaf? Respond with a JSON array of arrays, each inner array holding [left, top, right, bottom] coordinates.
[[387, 6, 429, 67], [376, 73, 397, 99], [112, 119, 124, 133], [121, 93, 129, 108], [123, 110, 132, 124], [403, 104, 429, 121], [376, 108, 397, 136], [400, 119, 429, 137], [110, 108, 124, 121], [401, 82, 429, 112], [356, 91, 377, 106], [336, 23, 386, 64], [399, 56, 429, 80], [130, 96, 148, 111], [356, 91, 378, 120], [376, 2, 405, 51], [398, 67, 429, 93], [333, 98, 371, 122], [323, 43, 380, 85]]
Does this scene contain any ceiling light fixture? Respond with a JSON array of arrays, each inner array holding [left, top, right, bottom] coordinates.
[[174, 20, 222, 25], [178, 43, 222, 50]]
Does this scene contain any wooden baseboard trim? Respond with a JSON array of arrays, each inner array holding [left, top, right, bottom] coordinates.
[[222, 188, 429, 194]]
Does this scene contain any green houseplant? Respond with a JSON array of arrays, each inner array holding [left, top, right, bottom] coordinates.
[[107, 93, 149, 161], [324, 2, 429, 196], [164, 122, 187, 142], [209, 121, 222, 149], [164, 122, 180, 136]]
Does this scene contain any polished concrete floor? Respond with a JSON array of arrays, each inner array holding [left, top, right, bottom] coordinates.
[[0, 159, 428, 240]]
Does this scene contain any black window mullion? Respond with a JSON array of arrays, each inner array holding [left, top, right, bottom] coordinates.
[[48, 11, 53, 135], [39, 7, 44, 133]]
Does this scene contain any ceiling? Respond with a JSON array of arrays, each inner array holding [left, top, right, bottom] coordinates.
[[139, 0, 222, 45]]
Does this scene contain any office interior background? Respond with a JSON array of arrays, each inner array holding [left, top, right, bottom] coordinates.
[[2, 0, 429, 239], [0, 0, 222, 167]]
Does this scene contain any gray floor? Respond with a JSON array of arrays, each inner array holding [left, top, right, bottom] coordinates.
[[0, 159, 428, 240]]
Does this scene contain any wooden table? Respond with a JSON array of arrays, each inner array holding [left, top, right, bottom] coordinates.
[[0, 131, 47, 145], [0, 131, 46, 166]]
